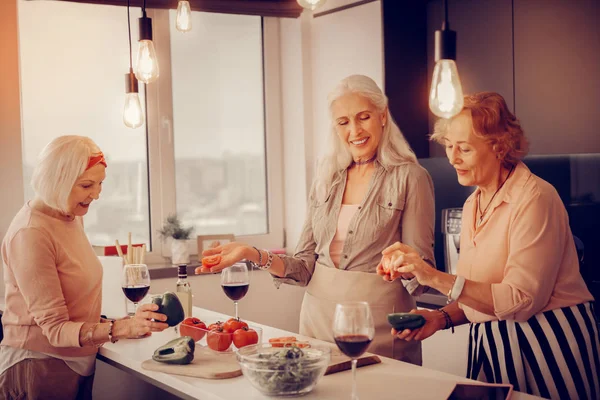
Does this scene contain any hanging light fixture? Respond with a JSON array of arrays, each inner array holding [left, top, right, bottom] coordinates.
[[297, 0, 327, 11], [176, 0, 192, 32], [135, 0, 159, 84], [124, 0, 144, 129], [429, 0, 464, 119]]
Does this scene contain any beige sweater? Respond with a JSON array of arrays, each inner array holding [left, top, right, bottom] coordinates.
[[1, 204, 102, 357]]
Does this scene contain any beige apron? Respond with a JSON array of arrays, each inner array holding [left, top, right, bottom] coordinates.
[[299, 263, 422, 365]]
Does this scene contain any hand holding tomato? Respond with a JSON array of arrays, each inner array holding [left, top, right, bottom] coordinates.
[[195, 242, 251, 274], [179, 317, 207, 342], [233, 327, 259, 348]]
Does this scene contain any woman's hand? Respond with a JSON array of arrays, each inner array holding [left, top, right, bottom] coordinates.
[[376, 251, 415, 282], [378, 242, 438, 286], [392, 309, 445, 342], [115, 303, 169, 339], [195, 242, 250, 274]]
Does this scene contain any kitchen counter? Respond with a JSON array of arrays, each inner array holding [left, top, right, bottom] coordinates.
[[98, 305, 541, 400]]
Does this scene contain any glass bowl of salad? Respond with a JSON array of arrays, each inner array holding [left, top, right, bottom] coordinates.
[[236, 343, 331, 396]]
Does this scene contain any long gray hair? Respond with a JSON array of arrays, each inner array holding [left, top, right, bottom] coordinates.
[[314, 74, 417, 201]]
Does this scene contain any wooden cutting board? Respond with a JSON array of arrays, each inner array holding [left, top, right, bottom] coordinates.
[[142, 345, 381, 379], [141, 347, 241, 379], [325, 349, 381, 375]]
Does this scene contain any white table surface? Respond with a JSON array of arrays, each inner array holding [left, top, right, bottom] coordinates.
[[97, 305, 542, 400]]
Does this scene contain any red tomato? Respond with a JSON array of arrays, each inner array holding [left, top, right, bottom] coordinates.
[[207, 329, 232, 352], [202, 255, 222, 268], [222, 318, 248, 333], [179, 317, 207, 342], [233, 327, 259, 349], [207, 321, 224, 331]]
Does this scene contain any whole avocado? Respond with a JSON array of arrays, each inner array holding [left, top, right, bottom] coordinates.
[[387, 313, 426, 331], [152, 292, 185, 327]]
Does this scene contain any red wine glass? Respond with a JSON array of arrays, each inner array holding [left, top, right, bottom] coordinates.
[[220, 262, 249, 320], [333, 301, 375, 400]]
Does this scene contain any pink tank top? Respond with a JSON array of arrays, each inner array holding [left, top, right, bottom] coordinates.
[[329, 204, 360, 268]]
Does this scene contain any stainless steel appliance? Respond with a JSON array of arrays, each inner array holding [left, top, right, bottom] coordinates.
[[441, 208, 462, 275]]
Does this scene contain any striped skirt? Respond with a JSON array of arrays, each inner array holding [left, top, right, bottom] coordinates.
[[467, 302, 600, 400]]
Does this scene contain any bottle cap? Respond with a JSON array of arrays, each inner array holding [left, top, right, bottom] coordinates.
[[178, 265, 187, 276]]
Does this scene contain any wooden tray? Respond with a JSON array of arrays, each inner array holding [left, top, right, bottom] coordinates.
[[141, 347, 241, 379]]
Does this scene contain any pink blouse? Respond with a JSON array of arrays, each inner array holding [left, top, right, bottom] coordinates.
[[457, 162, 593, 323], [329, 204, 360, 268]]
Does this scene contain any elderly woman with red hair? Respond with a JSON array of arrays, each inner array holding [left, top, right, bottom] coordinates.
[[379, 92, 599, 399], [0, 136, 168, 399]]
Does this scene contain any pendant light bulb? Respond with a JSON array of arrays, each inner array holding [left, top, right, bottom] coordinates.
[[429, 60, 464, 119], [297, 0, 327, 11], [124, 70, 144, 129], [135, 11, 159, 84], [176, 0, 192, 32], [429, 0, 464, 119]]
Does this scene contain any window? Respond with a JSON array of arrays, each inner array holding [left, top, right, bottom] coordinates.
[[18, 1, 151, 247], [169, 11, 267, 237], [18, 1, 284, 262]]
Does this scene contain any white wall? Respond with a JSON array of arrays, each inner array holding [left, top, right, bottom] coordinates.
[[0, 0, 24, 298], [310, 0, 384, 171]]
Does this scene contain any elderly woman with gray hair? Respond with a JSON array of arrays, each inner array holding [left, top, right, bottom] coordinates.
[[379, 92, 599, 399], [0, 135, 168, 399], [197, 74, 436, 365]]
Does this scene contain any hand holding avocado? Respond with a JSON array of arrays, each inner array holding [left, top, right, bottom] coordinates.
[[389, 309, 445, 342], [112, 302, 170, 340]]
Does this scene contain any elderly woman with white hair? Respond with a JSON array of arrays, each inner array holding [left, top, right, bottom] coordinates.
[[0, 135, 169, 399], [379, 92, 599, 399], [196, 75, 436, 364]]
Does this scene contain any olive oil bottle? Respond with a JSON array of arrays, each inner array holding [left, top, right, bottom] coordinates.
[[175, 265, 193, 318]]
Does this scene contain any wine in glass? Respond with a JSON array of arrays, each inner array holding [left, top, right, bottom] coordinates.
[[122, 263, 150, 316], [333, 301, 375, 400], [221, 263, 249, 320]]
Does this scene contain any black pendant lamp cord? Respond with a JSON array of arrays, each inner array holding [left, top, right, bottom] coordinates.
[[127, 0, 132, 70], [443, 0, 449, 30]]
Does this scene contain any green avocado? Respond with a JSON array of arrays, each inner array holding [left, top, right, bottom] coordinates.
[[152, 336, 195, 365], [387, 313, 426, 331], [152, 292, 185, 327]]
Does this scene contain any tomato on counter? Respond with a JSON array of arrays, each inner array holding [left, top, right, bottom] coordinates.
[[207, 325, 233, 352], [179, 317, 207, 342], [223, 317, 248, 333], [233, 327, 259, 349]]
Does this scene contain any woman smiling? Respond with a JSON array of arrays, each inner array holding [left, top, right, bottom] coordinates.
[[379, 92, 599, 399]]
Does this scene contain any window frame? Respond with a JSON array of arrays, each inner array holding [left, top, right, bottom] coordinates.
[[144, 11, 284, 265]]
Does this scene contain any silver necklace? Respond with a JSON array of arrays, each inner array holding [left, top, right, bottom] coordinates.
[[477, 165, 515, 225]]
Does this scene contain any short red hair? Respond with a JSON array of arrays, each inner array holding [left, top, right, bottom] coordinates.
[[432, 92, 529, 168]]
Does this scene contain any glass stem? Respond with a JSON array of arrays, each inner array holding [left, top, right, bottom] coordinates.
[[234, 301, 239, 319], [351, 358, 359, 400]]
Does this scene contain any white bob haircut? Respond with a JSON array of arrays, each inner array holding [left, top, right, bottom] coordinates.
[[314, 74, 417, 200], [31, 135, 103, 214]]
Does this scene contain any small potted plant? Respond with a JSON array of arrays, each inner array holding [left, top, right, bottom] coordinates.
[[158, 214, 194, 265]]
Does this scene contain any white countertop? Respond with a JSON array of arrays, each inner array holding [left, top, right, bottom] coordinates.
[[98, 306, 541, 400]]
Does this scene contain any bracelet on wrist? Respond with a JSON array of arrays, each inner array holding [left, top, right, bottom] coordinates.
[[438, 308, 454, 334], [252, 246, 263, 267], [258, 250, 274, 271], [108, 319, 118, 344]]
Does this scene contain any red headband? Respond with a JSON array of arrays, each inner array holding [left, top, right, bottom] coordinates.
[[86, 153, 107, 170]]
